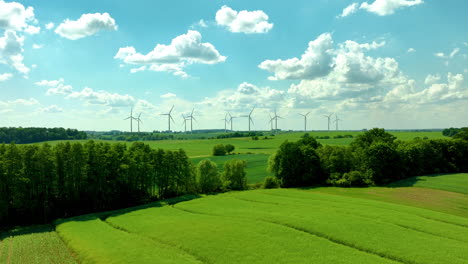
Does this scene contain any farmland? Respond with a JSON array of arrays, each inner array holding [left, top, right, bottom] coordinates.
[[1, 173, 467, 263]]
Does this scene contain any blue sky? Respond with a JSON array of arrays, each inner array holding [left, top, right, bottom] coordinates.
[[0, 0, 467, 131]]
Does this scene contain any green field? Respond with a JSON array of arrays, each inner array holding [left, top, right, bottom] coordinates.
[[2, 173, 467, 264], [40, 131, 446, 157]]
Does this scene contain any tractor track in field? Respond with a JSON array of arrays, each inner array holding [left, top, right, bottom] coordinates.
[[102, 219, 208, 264], [172, 204, 410, 264], [7, 237, 12, 264]]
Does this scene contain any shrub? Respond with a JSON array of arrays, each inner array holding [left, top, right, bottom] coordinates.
[[197, 159, 222, 193], [212, 144, 226, 156], [263, 176, 280, 189], [222, 159, 247, 190], [225, 144, 235, 154]]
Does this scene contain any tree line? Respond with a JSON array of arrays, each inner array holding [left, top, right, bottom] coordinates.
[[0, 127, 87, 144], [269, 129, 468, 187], [0, 141, 247, 227]]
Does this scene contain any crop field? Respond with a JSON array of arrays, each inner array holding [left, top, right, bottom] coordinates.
[[388, 173, 468, 194], [50, 174, 468, 264], [190, 154, 271, 184], [0, 226, 77, 264]]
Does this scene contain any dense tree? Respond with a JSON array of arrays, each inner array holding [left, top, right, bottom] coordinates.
[[197, 159, 222, 193], [351, 128, 396, 149], [225, 144, 235, 154], [0, 127, 86, 144], [222, 159, 247, 190], [213, 144, 227, 156]]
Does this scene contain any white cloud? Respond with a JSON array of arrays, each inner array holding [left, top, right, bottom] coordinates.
[[32, 43, 43, 49], [160, 92, 176, 98], [407, 48, 415, 53], [0, 98, 39, 108], [360, 0, 424, 16], [198, 19, 207, 28], [259, 33, 334, 80], [115, 30, 225, 77], [24, 25, 40, 34], [45, 22, 54, 30], [35, 78, 73, 95], [0, 30, 29, 74], [338, 3, 359, 18], [424, 74, 440, 85], [55, 12, 117, 40], [66, 87, 135, 107], [41, 105, 63, 113], [449, 48, 460, 58], [130, 65, 146, 73], [0, 0, 37, 32], [0, 72, 12, 81], [215, 5, 273, 34]]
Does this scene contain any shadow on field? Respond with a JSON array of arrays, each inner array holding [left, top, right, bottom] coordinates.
[[387, 173, 448, 188], [55, 194, 203, 225], [0, 224, 55, 239]]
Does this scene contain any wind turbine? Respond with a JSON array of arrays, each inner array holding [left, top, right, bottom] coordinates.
[[228, 112, 237, 131], [299, 112, 310, 132], [241, 107, 255, 131], [221, 113, 229, 133], [182, 114, 190, 132], [272, 109, 283, 133], [268, 114, 274, 131], [134, 113, 143, 133], [124, 107, 135, 133], [188, 108, 196, 133], [324, 113, 334, 131], [161, 105, 175, 132], [334, 114, 342, 131]]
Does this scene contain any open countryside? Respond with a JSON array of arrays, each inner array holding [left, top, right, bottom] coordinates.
[[1, 0, 468, 263]]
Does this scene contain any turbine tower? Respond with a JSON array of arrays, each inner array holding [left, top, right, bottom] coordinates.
[[324, 113, 333, 131], [272, 109, 283, 133], [299, 112, 310, 132], [241, 107, 255, 131], [228, 112, 237, 131], [188, 108, 196, 133], [124, 107, 135, 133], [221, 113, 229, 133], [268, 114, 274, 131], [135, 113, 143, 133], [161, 105, 175, 132], [334, 114, 342, 131], [182, 114, 190, 132]]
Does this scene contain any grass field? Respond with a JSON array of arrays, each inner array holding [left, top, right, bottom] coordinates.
[[190, 154, 271, 184], [3, 173, 467, 264], [50, 173, 468, 264]]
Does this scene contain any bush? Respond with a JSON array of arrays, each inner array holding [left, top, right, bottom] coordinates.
[[225, 144, 235, 154], [263, 176, 280, 189], [197, 159, 222, 193], [212, 144, 226, 156], [222, 159, 247, 190]]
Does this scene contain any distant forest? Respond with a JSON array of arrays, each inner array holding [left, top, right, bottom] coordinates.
[[0, 127, 87, 144]]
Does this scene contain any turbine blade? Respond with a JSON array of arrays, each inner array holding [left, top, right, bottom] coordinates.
[[169, 105, 174, 113]]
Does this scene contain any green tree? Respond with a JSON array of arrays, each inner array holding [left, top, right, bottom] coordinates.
[[197, 159, 222, 193], [225, 144, 235, 154], [351, 128, 396, 149], [213, 144, 226, 156], [222, 159, 247, 190]]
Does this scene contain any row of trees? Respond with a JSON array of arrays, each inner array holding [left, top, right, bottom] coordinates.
[[0, 141, 247, 227], [269, 129, 468, 187], [0, 127, 87, 144], [442, 127, 468, 140]]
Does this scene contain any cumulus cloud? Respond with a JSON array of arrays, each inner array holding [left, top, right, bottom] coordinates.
[[66, 87, 135, 107], [0, 98, 39, 108], [0, 72, 12, 81], [215, 5, 273, 34], [41, 105, 63, 113], [424, 74, 441, 85], [0, 0, 37, 32], [200, 82, 285, 111], [259, 33, 334, 80], [35, 78, 73, 95], [55, 12, 117, 40], [338, 3, 359, 18], [360, 0, 424, 16], [407, 48, 415, 53], [115, 30, 226, 77], [32, 43, 42, 49], [45, 22, 54, 30], [160, 93, 176, 98], [385, 73, 467, 105], [0, 30, 29, 74], [24, 25, 40, 34]]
